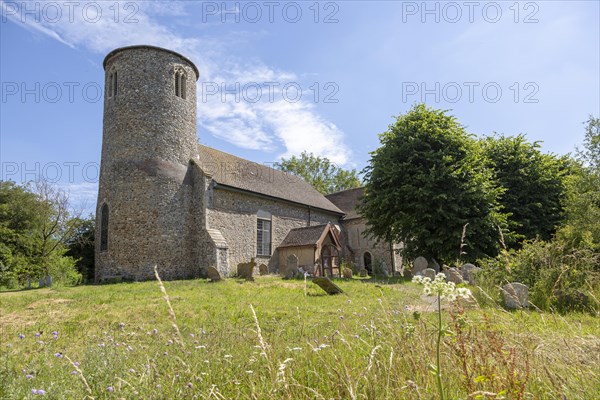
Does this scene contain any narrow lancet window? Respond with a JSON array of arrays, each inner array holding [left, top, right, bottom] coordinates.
[[107, 70, 118, 98], [174, 69, 186, 99], [100, 203, 109, 251]]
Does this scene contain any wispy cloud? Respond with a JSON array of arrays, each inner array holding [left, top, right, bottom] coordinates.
[[2, 0, 351, 164]]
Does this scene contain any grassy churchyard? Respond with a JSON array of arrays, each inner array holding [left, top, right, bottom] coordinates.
[[1, 276, 599, 399]]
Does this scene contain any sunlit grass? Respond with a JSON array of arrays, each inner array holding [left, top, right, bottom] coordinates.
[[1, 276, 598, 399]]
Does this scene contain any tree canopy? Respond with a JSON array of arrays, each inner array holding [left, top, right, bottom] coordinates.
[[358, 104, 505, 264], [0, 180, 84, 288], [276, 151, 361, 194], [480, 134, 570, 244]]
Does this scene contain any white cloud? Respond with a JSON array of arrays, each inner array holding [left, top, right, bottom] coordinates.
[[2, 0, 351, 165]]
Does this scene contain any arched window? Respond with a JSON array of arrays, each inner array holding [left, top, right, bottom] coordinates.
[[107, 70, 118, 98], [174, 68, 186, 99], [100, 203, 109, 251]]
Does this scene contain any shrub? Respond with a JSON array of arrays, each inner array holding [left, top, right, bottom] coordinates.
[[479, 237, 599, 313]]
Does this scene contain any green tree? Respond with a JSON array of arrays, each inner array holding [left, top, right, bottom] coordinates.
[[276, 151, 361, 194], [65, 215, 95, 283], [480, 134, 569, 244], [0, 180, 83, 288], [560, 116, 600, 249], [358, 104, 506, 264]]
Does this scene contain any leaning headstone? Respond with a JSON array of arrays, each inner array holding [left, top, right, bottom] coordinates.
[[359, 268, 368, 277], [312, 277, 344, 295], [423, 268, 436, 280], [444, 267, 464, 284], [502, 282, 529, 309], [342, 267, 353, 279], [258, 264, 268, 276], [428, 259, 440, 273], [412, 256, 428, 275], [38, 278, 46, 288], [460, 263, 480, 285], [206, 266, 221, 282]]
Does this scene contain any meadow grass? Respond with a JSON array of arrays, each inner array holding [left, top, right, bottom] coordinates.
[[0, 276, 598, 399]]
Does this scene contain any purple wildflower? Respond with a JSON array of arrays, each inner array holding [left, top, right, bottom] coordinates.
[[54, 352, 62, 358], [26, 374, 34, 379], [71, 371, 78, 375], [73, 362, 80, 367], [107, 386, 114, 392], [35, 332, 41, 337], [152, 328, 158, 334], [18, 333, 25, 339], [31, 389, 46, 395]]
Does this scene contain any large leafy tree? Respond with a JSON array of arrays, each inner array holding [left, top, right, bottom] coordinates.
[[276, 151, 361, 194], [358, 104, 506, 264], [0, 180, 83, 288], [480, 134, 570, 244]]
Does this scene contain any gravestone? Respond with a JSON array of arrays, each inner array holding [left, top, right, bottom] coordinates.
[[428, 259, 440, 273], [284, 254, 298, 278], [206, 266, 221, 282], [359, 268, 368, 277], [46, 276, 53, 287], [284, 266, 298, 279], [237, 262, 254, 281], [38, 278, 45, 288], [342, 267, 353, 279], [258, 264, 268, 276], [445, 267, 464, 284], [312, 277, 344, 295], [502, 282, 529, 309], [412, 256, 428, 275], [460, 263, 480, 285], [423, 268, 436, 280]]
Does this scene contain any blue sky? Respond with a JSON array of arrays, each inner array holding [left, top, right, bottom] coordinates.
[[1, 1, 599, 213]]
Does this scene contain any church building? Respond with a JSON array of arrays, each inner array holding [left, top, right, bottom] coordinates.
[[95, 45, 401, 282]]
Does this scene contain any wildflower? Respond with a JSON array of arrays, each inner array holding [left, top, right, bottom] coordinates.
[[152, 328, 158, 334], [54, 352, 62, 358], [73, 362, 80, 367], [26, 374, 34, 379], [129, 368, 135, 373], [412, 273, 471, 300], [31, 388, 46, 395], [71, 371, 78, 375], [119, 322, 125, 330], [107, 386, 114, 392], [189, 333, 195, 338], [187, 382, 193, 388], [163, 351, 168, 356], [18, 333, 25, 339], [35, 332, 41, 337]]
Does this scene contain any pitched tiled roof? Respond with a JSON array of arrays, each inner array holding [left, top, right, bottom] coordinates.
[[197, 145, 344, 214], [278, 223, 341, 248], [325, 187, 364, 220]]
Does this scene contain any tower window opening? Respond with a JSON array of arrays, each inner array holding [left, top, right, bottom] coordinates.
[[108, 70, 118, 98], [175, 69, 186, 99], [100, 203, 109, 251]]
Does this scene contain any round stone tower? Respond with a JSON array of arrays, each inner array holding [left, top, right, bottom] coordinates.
[[95, 45, 200, 282]]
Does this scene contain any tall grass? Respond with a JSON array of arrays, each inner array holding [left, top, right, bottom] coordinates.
[[0, 276, 598, 399]]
